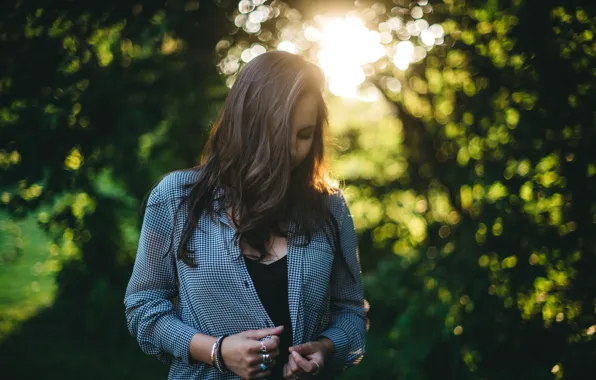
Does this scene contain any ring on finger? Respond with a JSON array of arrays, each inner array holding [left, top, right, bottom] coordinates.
[[312, 361, 321, 376], [262, 353, 272, 365], [259, 341, 267, 353]]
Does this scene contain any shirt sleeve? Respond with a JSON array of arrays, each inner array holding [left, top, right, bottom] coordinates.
[[316, 191, 368, 374], [124, 180, 200, 365]]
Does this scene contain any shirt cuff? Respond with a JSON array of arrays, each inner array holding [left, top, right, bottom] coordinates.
[[317, 326, 350, 373], [160, 314, 201, 365]]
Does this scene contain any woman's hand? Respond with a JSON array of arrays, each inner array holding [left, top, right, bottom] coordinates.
[[283, 338, 334, 379], [220, 325, 284, 379]]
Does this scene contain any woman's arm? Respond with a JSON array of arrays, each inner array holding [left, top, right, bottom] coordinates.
[[124, 177, 206, 365], [316, 191, 368, 374], [189, 333, 218, 364]]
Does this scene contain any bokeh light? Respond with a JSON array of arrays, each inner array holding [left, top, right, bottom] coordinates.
[[217, 0, 445, 99], [315, 16, 384, 97]]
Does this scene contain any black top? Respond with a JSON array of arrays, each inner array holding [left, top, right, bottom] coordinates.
[[243, 254, 292, 380]]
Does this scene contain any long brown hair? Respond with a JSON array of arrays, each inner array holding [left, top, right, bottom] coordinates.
[[152, 51, 350, 276]]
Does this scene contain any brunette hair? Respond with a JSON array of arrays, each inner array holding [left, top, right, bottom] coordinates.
[[147, 51, 351, 278]]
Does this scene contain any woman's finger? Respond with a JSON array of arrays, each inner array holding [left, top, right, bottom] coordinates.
[[253, 335, 280, 354], [283, 363, 289, 379], [292, 351, 315, 373], [250, 360, 277, 379], [289, 353, 307, 376], [289, 354, 300, 373], [250, 367, 272, 379], [258, 351, 278, 368], [269, 348, 280, 359]]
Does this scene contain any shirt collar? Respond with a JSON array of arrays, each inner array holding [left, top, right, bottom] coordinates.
[[212, 186, 233, 228]]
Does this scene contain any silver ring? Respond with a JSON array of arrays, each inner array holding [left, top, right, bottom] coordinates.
[[262, 353, 272, 365], [312, 360, 320, 376], [259, 341, 267, 353]]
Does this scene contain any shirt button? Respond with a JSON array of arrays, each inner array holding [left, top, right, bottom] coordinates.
[[244, 280, 249, 288]]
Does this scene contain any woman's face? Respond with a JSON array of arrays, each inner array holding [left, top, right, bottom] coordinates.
[[290, 93, 318, 169]]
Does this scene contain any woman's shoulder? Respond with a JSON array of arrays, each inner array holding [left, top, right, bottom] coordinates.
[[151, 167, 202, 202], [323, 186, 351, 225]]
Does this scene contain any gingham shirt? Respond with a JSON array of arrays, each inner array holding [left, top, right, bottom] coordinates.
[[124, 169, 367, 379]]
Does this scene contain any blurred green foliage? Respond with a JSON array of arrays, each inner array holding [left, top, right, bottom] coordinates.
[[0, 213, 56, 339], [1, 0, 595, 379], [0, 0, 231, 377], [338, 1, 596, 379]]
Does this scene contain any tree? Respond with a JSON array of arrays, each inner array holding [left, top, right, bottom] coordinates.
[[217, 0, 596, 378], [0, 0, 232, 377]]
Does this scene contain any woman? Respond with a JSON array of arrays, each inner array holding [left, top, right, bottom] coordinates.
[[124, 50, 367, 380]]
